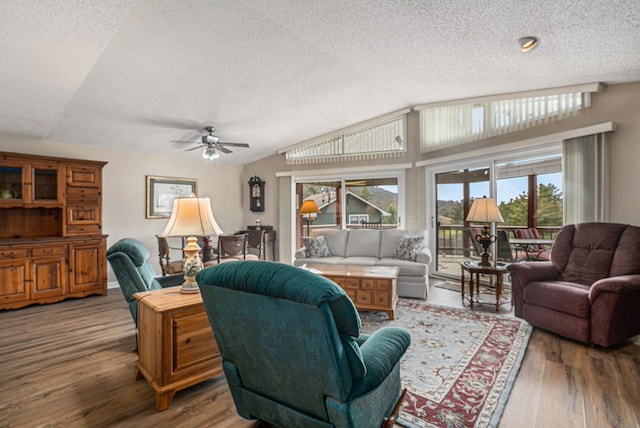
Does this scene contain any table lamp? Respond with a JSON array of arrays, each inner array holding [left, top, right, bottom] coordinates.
[[160, 196, 223, 293], [466, 196, 504, 266], [298, 199, 319, 237]]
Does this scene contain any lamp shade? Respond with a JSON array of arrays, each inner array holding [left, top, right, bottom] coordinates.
[[160, 197, 223, 237], [466, 196, 504, 223], [298, 199, 319, 215]]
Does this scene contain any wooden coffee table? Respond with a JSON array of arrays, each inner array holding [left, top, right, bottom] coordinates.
[[304, 263, 399, 320]]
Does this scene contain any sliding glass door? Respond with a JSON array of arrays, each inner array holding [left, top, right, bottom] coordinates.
[[429, 147, 563, 278], [435, 165, 490, 276]]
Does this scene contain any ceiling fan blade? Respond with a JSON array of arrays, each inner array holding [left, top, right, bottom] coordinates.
[[185, 145, 203, 152], [217, 146, 233, 154], [220, 142, 250, 148], [171, 140, 197, 144]]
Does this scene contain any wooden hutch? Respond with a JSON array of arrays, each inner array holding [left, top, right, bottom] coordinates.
[[0, 151, 108, 310]]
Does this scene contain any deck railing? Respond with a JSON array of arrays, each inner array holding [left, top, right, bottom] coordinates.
[[438, 225, 560, 256]]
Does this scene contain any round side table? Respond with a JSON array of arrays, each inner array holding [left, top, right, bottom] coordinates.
[[460, 261, 511, 312]]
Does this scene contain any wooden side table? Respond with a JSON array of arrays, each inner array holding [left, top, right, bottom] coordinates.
[[460, 261, 511, 312], [133, 287, 223, 411]]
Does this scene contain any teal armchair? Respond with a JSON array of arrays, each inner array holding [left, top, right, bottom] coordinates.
[[196, 261, 410, 428], [107, 238, 182, 326]]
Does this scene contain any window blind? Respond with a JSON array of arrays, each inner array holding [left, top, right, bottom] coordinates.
[[419, 92, 590, 153], [284, 114, 406, 165]]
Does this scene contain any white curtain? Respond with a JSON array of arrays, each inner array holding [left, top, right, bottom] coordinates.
[[562, 133, 609, 224]]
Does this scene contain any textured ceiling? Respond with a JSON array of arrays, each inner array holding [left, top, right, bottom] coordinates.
[[1, 0, 639, 164]]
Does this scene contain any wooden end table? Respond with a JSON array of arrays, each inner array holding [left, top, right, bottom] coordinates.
[[460, 261, 511, 312], [304, 263, 399, 320], [133, 287, 223, 411]]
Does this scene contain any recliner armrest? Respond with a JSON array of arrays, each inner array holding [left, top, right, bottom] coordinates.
[[157, 273, 183, 288], [589, 274, 640, 301], [349, 327, 410, 398], [507, 261, 560, 286]]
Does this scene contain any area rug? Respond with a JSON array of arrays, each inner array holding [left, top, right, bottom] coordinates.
[[433, 278, 511, 295], [359, 299, 532, 428]]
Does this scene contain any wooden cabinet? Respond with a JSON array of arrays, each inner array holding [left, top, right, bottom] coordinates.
[[31, 245, 67, 299], [133, 288, 223, 411], [69, 240, 106, 294], [65, 164, 102, 236], [0, 252, 30, 305], [0, 151, 107, 310]]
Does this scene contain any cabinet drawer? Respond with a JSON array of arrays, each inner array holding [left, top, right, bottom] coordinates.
[[375, 280, 390, 291], [67, 206, 99, 223], [67, 188, 100, 205], [356, 290, 372, 305], [361, 279, 374, 290], [374, 291, 389, 306], [67, 166, 101, 187], [329, 277, 346, 288], [66, 224, 101, 235], [173, 311, 219, 373], [0, 249, 28, 259], [345, 278, 360, 289], [31, 247, 66, 257]]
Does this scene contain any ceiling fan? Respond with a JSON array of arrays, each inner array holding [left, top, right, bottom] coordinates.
[[172, 126, 249, 159]]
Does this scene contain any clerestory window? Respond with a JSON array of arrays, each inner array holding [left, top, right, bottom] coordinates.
[[418, 84, 600, 152], [281, 111, 408, 165]]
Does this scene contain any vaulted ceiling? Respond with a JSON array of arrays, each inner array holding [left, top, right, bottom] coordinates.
[[1, 1, 639, 164]]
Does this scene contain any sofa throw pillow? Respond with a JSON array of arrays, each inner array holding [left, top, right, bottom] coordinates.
[[303, 236, 332, 258], [393, 235, 425, 261]]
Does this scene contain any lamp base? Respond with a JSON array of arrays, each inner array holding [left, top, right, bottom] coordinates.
[[180, 236, 203, 294], [479, 252, 491, 267], [180, 283, 200, 294]]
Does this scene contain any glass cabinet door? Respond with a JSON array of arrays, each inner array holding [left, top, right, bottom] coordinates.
[[32, 166, 61, 202], [0, 163, 23, 202]]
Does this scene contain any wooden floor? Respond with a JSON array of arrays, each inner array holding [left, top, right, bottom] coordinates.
[[1, 284, 639, 428]]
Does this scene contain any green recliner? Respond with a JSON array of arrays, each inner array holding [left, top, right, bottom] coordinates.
[[107, 238, 182, 326], [196, 261, 410, 428]]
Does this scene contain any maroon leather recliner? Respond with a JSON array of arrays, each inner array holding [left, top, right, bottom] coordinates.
[[508, 222, 640, 347]]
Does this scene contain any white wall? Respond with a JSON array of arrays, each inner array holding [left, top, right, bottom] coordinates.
[[0, 136, 244, 282]]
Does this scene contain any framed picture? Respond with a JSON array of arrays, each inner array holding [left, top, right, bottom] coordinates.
[[146, 176, 198, 218]]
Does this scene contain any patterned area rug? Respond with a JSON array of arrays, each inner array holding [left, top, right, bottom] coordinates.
[[360, 299, 531, 428]]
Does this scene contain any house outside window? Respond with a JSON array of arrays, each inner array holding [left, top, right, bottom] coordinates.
[[348, 214, 369, 224]]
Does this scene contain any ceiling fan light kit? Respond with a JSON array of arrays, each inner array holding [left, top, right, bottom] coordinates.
[[202, 146, 220, 160], [173, 125, 250, 158]]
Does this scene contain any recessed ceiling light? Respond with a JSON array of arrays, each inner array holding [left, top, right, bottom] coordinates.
[[517, 36, 539, 52]]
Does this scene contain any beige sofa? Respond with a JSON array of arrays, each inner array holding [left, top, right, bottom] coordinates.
[[294, 228, 431, 299]]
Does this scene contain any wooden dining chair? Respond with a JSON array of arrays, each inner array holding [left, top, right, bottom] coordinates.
[[239, 229, 265, 260], [156, 235, 183, 276], [217, 234, 249, 263]]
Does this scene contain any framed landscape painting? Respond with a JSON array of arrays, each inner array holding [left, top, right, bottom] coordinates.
[[146, 176, 198, 218]]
